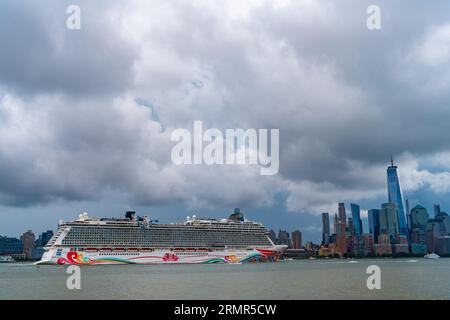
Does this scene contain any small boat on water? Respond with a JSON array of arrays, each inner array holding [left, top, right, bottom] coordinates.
[[424, 253, 440, 259], [0, 256, 15, 263]]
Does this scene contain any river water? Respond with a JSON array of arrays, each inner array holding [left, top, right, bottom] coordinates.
[[1, 258, 449, 299]]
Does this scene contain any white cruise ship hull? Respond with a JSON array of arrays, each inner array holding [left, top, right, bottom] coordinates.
[[36, 246, 286, 265]]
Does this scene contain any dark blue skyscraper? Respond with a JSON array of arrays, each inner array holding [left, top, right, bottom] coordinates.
[[387, 157, 408, 235], [350, 203, 362, 235], [368, 209, 380, 243]]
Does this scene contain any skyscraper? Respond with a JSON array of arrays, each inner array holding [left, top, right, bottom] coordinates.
[[410, 204, 429, 254], [368, 209, 380, 243], [405, 199, 419, 231], [20, 230, 35, 259], [380, 203, 400, 240], [387, 157, 408, 235], [350, 203, 363, 235], [336, 204, 347, 256], [434, 204, 441, 218], [291, 230, 302, 249], [321, 213, 330, 245], [338, 203, 347, 229]]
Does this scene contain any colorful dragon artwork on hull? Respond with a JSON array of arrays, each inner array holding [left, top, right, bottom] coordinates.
[[56, 251, 267, 265]]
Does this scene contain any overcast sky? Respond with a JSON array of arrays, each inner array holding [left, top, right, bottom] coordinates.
[[1, 0, 450, 242]]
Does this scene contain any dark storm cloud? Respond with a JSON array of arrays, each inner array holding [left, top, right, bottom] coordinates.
[[0, 0, 450, 214], [0, 0, 137, 97]]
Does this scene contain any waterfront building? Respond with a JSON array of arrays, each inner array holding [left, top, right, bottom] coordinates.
[[20, 230, 35, 259], [349, 235, 364, 256], [321, 213, 330, 245], [350, 203, 363, 235], [393, 234, 409, 254], [376, 233, 392, 256], [426, 219, 446, 253], [386, 158, 408, 235], [361, 234, 375, 255], [0, 236, 23, 256], [368, 209, 380, 243], [426, 211, 450, 254], [380, 203, 400, 240], [291, 230, 302, 249]]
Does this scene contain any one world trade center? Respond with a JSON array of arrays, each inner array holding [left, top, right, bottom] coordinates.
[[386, 157, 408, 235]]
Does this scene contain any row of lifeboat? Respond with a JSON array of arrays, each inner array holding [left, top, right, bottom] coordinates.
[[84, 247, 212, 253]]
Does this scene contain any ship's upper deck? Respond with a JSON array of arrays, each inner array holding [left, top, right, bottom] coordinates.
[[59, 212, 266, 230]]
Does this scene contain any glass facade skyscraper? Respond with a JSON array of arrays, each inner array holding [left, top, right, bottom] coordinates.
[[350, 203, 363, 235], [380, 202, 400, 239], [387, 158, 408, 235], [321, 213, 330, 245], [368, 209, 380, 242]]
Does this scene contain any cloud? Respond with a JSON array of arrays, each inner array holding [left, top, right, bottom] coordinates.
[[1, 0, 450, 220]]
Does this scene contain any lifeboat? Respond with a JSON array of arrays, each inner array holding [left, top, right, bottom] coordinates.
[[126, 248, 140, 252], [185, 248, 196, 252], [99, 248, 112, 252], [173, 248, 185, 252], [86, 248, 98, 253], [113, 248, 126, 252], [140, 248, 154, 252]]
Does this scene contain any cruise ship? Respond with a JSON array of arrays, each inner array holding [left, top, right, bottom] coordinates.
[[36, 209, 286, 265]]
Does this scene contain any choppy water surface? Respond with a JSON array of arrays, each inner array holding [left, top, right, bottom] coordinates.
[[1, 259, 449, 299]]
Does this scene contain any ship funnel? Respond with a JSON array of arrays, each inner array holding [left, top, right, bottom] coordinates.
[[126, 211, 136, 221]]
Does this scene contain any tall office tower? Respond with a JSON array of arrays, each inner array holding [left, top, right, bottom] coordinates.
[[333, 214, 339, 234], [380, 203, 400, 240], [348, 217, 355, 235], [410, 204, 429, 254], [291, 230, 302, 249], [387, 157, 407, 235], [350, 203, 363, 235], [406, 199, 420, 228], [434, 204, 441, 218], [338, 203, 347, 228], [368, 209, 381, 243], [322, 213, 330, 245], [20, 230, 35, 259], [336, 204, 347, 256]]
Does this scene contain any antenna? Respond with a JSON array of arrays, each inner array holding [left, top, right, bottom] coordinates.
[[390, 155, 394, 167]]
